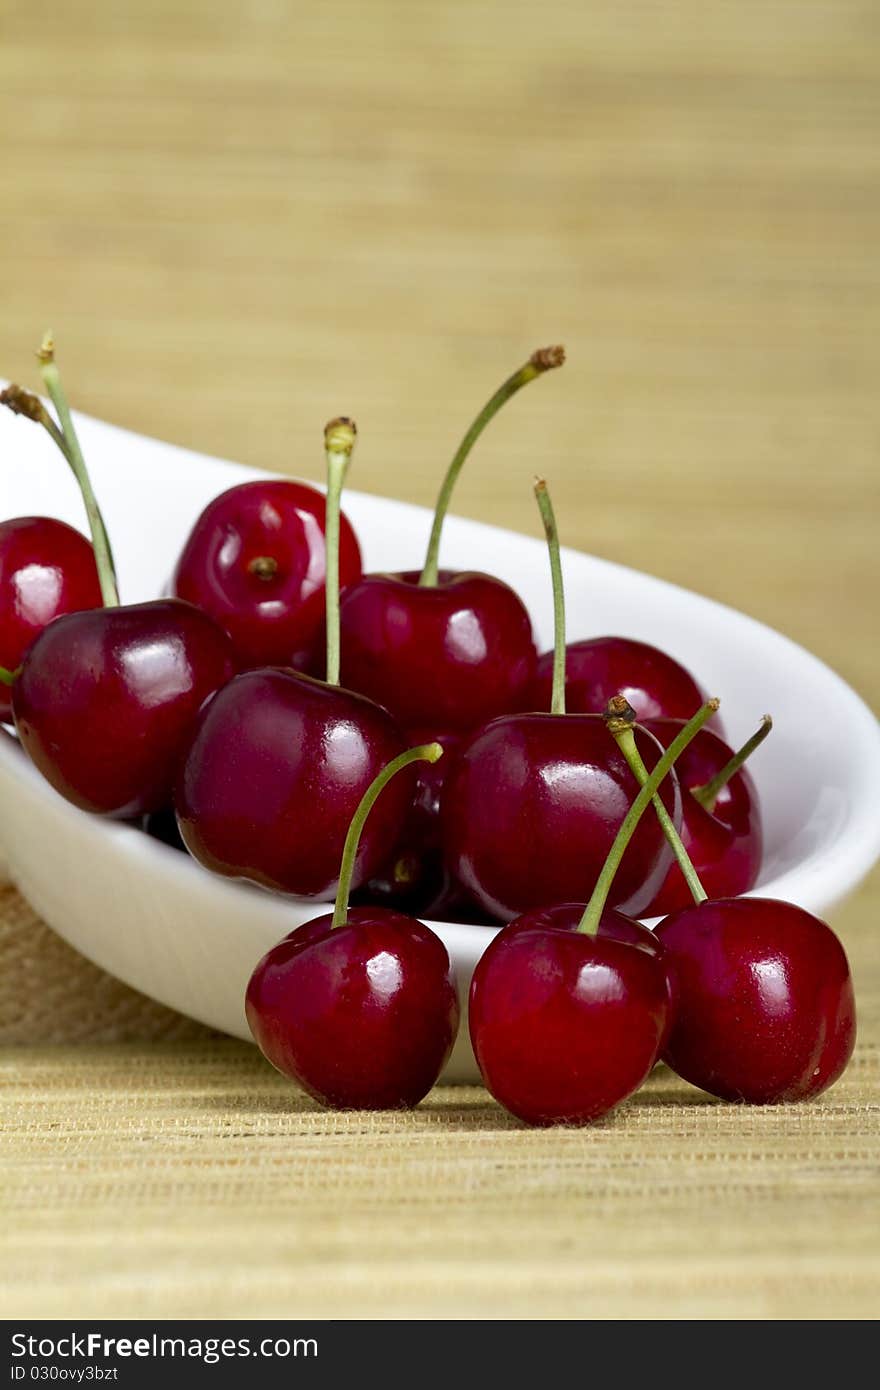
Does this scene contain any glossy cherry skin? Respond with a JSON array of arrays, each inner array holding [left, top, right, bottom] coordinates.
[[442, 714, 681, 922], [655, 897, 856, 1103], [641, 719, 763, 915], [176, 669, 413, 897], [507, 903, 676, 1048], [12, 599, 235, 818], [246, 907, 460, 1108], [173, 480, 362, 671], [529, 636, 710, 724], [469, 907, 670, 1124], [0, 517, 103, 722], [338, 569, 537, 732]]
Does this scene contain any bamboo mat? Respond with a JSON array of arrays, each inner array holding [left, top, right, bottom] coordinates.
[[1, 0, 879, 1320]]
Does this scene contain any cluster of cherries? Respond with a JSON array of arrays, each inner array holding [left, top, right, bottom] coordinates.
[[0, 336, 856, 1125]]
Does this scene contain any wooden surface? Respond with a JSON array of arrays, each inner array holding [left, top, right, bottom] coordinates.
[[1, 0, 878, 1320]]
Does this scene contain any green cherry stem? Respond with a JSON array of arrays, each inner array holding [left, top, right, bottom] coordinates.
[[691, 714, 773, 812], [578, 698, 719, 936], [0, 383, 71, 461], [606, 695, 707, 907], [0, 666, 20, 687], [36, 332, 120, 607], [332, 742, 444, 929], [419, 345, 565, 588], [323, 416, 357, 687], [534, 476, 566, 716]]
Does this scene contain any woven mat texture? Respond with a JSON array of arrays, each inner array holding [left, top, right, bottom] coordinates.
[[2, 0, 879, 1321]]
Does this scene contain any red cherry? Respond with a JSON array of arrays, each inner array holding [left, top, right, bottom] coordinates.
[[498, 901, 676, 1047], [442, 479, 682, 922], [247, 906, 460, 1108], [469, 910, 670, 1125], [176, 668, 412, 897], [467, 701, 719, 1125], [338, 348, 564, 732], [173, 479, 362, 671], [13, 599, 235, 817], [0, 516, 103, 722], [641, 717, 767, 914], [442, 712, 680, 921], [529, 636, 710, 724], [655, 897, 856, 1103], [339, 569, 536, 732], [246, 742, 460, 1108]]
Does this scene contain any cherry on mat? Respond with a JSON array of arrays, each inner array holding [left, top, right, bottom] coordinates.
[[468, 702, 717, 1125], [611, 704, 856, 1104], [246, 742, 460, 1110]]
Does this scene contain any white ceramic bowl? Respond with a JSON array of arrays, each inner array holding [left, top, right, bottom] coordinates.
[[2, 399, 879, 1082]]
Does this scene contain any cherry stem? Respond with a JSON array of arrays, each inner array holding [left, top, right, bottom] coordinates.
[[323, 417, 357, 686], [0, 666, 19, 687], [248, 556, 279, 581], [0, 383, 70, 460], [533, 477, 566, 715], [332, 742, 444, 929], [577, 698, 719, 936], [419, 345, 565, 588], [36, 332, 120, 608], [606, 696, 708, 907], [691, 715, 772, 812]]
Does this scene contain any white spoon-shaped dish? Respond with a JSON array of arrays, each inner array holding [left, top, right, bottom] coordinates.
[[2, 399, 878, 1081]]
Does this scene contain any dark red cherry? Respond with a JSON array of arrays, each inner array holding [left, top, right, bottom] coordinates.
[[339, 569, 536, 732], [442, 713, 680, 922], [12, 599, 235, 817], [336, 347, 565, 733], [510, 902, 676, 1047], [176, 669, 413, 897], [529, 636, 710, 724], [0, 517, 103, 722], [641, 718, 764, 914], [173, 479, 362, 671], [246, 906, 460, 1109], [655, 897, 856, 1103], [469, 908, 670, 1125]]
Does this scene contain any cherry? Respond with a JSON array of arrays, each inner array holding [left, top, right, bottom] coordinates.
[[339, 569, 536, 732], [246, 743, 460, 1109], [655, 898, 856, 1103], [3, 340, 236, 818], [470, 923, 669, 1126], [14, 599, 235, 817], [176, 666, 412, 895], [613, 718, 857, 1104], [641, 715, 770, 915], [442, 481, 683, 921], [468, 705, 715, 1125], [172, 479, 362, 671], [176, 419, 413, 898], [443, 714, 680, 921], [0, 515, 102, 723], [529, 635, 711, 726], [338, 348, 565, 732]]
